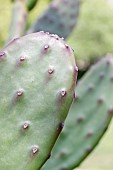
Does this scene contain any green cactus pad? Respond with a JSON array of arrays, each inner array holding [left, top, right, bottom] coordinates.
[[28, 0, 80, 39], [0, 32, 77, 170], [42, 55, 113, 170]]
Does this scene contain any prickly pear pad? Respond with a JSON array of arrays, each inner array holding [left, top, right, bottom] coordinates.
[[42, 55, 113, 170], [0, 32, 77, 170]]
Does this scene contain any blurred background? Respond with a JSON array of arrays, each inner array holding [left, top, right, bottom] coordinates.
[[0, 0, 113, 169]]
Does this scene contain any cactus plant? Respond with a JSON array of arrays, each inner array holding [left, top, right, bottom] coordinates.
[[8, 0, 80, 43], [0, 0, 112, 169], [28, 0, 80, 39], [42, 55, 113, 170], [0, 32, 77, 170], [7, 0, 39, 43], [7, 0, 28, 42]]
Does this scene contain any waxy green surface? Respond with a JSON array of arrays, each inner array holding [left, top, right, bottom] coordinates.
[[0, 32, 77, 170]]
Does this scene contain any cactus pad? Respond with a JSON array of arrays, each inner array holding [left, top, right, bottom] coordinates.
[[0, 32, 77, 170], [28, 0, 80, 39], [42, 55, 113, 170]]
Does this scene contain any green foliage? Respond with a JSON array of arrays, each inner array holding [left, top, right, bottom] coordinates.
[[42, 55, 113, 170], [0, 32, 77, 169], [68, 0, 113, 60], [26, 0, 39, 11]]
